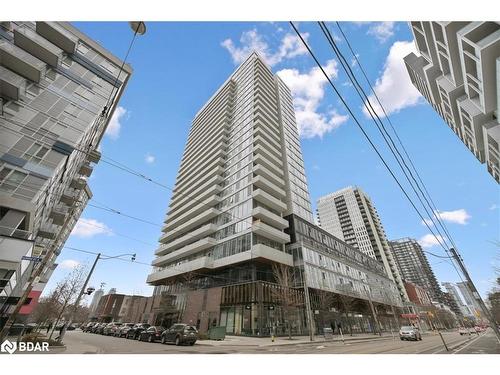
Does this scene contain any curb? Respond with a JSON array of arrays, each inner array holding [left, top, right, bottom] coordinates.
[[196, 335, 395, 348]]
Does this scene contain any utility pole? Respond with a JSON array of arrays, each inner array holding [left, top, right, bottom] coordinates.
[[300, 245, 314, 341], [449, 248, 500, 343], [58, 253, 101, 342], [365, 284, 382, 336]]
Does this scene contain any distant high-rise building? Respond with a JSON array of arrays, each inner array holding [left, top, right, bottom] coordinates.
[[404, 22, 500, 182], [441, 291, 464, 318], [443, 282, 474, 316], [0, 22, 131, 327], [107, 288, 117, 295], [456, 281, 482, 315], [316, 186, 408, 302], [389, 237, 443, 303], [89, 288, 104, 316]]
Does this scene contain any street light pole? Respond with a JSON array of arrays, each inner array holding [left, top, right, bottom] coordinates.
[[364, 282, 382, 336], [58, 252, 135, 342], [299, 244, 314, 341]]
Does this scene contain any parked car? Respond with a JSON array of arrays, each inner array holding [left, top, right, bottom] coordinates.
[[94, 323, 107, 334], [91, 323, 104, 333], [399, 326, 422, 341], [474, 326, 485, 333], [103, 322, 122, 336], [83, 322, 96, 332], [161, 324, 198, 346], [126, 323, 151, 340], [115, 323, 135, 337], [138, 326, 166, 343], [458, 327, 470, 335]]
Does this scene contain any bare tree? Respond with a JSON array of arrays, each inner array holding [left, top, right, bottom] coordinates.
[[270, 263, 302, 339], [48, 264, 87, 339], [315, 289, 336, 332], [30, 289, 60, 339], [333, 293, 358, 336]]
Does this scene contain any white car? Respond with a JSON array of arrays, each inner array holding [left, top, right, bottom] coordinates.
[[399, 326, 422, 341]]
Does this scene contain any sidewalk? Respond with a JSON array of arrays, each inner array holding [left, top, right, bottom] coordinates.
[[197, 332, 397, 347]]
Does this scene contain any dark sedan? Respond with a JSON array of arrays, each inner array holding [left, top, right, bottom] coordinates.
[[126, 323, 151, 340], [94, 323, 107, 334], [161, 324, 198, 346], [115, 323, 135, 337], [138, 326, 166, 343]]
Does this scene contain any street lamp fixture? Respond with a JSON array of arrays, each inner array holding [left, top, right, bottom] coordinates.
[[129, 22, 146, 35]]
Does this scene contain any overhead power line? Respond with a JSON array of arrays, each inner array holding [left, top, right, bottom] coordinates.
[[320, 22, 468, 285], [318, 21, 455, 256], [289, 22, 458, 261], [334, 21, 462, 258]]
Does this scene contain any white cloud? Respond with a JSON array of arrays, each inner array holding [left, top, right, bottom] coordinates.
[[71, 218, 112, 238], [489, 204, 498, 210], [418, 234, 444, 248], [221, 29, 309, 67], [277, 60, 349, 138], [421, 218, 434, 227], [145, 153, 155, 164], [421, 209, 471, 226], [350, 54, 359, 67], [435, 209, 471, 225], [367, 22, 396, 43], [105, 106, 128, 139], [59, 259, 80, 270], [363, 41, 422, 118]]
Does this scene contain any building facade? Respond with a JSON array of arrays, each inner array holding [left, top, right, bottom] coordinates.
[[404, 22, 500, 182], [148, 52, 313, 288], [404, 281, 433, 306], [316, 187, 408, 302], [88, 287, 104, 317], [0, 21, 131, 327], [389, 237, 443, 303], [456, 281, 482, 317], [442, 281, 474, 317], [146, 53, 403, 336]]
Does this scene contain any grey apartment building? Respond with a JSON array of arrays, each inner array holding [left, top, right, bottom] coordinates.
[[404, 22, 500, 182], [389, 237, 443, 304], [147, 53, 402, 336], [0, 22, 131, 327], [316, 187, 408, 303]]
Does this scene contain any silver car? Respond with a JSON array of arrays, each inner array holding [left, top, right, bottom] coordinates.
[[399, 325, 422, 341]]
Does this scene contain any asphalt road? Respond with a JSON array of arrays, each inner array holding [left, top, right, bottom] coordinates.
[[55, 329, 498, 354], [451, 330, 500, 354]]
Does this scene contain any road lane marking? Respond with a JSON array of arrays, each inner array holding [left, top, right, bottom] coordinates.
[[452, 333, 485, 354]]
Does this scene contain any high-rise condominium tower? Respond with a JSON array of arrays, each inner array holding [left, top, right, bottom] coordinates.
[[148, 52, 313, 287], [456, 281, 482, 316], [147, 53, 402, 336], [442, 282, 474, 317], [389, 238, 443, 303], [404, 22, 500, 182], [316, 187, 408, 302], [0, 22, 131, 326]]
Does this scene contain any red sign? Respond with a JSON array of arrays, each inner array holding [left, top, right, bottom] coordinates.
[[19, 290, 42, 315]]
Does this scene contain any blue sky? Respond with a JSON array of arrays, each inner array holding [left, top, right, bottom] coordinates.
[[43, 22, 499, 302]]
